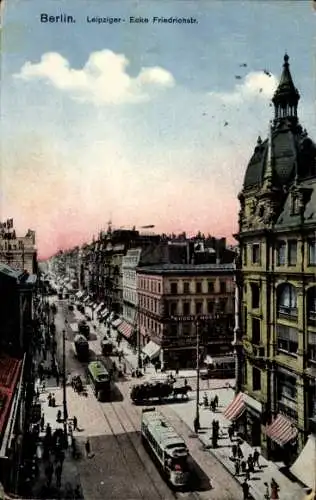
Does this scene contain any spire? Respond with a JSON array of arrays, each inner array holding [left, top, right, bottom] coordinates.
[[272, 54, 300, 123]]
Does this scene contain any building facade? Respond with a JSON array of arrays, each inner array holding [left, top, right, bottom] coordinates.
[[234, 54, 316, 463], [137, 263, 235, 369], [0, 220, 37, 275]]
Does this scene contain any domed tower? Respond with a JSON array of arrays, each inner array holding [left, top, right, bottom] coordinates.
[[232, 55, 316, 463]]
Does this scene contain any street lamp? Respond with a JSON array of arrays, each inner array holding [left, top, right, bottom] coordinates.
[[195, 318, 201, 427], [62, 329, 68, 422]]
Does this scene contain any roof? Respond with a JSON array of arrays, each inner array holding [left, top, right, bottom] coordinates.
[[0, 264, 37, 286], [275, 179, 316, 229], [137, 263, 235, 276], [87, 361, 109, 379], [142, 410, 187, 450]]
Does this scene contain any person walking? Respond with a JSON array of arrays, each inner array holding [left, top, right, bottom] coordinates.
[[234, 458, 240, 476], [253, 448, 260, 469], [85, 438, 91, 458], [193, 416, 200, 434], [55, 462, 62, 488], [242, 479, 250, 500], [228, 424, 234, 441], [40, 413, 45, 432], [73, 416, 78, 431], [270, 478, 280, 499], [232, 443, 237, 459]]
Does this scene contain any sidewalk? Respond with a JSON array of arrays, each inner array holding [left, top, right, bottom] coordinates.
[[30, 354, 83, 499], [168, 388, 307, 500]]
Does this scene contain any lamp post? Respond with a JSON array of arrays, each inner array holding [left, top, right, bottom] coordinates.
[[62, 329, 68, 422], [195, 318, 201, 426]]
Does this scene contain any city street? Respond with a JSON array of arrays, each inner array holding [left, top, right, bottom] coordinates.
[[50, 298, 244, 500]]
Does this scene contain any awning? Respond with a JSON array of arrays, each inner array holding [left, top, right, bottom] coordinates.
[[0, 355, 23, 434], [142, 341, 161, 360], [117, 320, 133, 339], [224, 392, 246, 421], [112, 318, 122, 329], [100, 308, 109, 318], [266, 414, 298, 446], [95, 302, 104, 313], [290, 434, 316, 489]]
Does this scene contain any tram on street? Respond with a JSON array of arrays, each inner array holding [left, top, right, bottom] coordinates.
[[87, 361, 111, 401], [141, 408, 190, 488]]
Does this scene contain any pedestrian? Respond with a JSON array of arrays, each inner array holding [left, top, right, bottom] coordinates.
[[73, 416, 78, 431], [232, 443, 237, 459], [270, 478, 279, 499], [56, 409, 62, 422], [184, 378, 188, 387], [228, 425, 234, 441], [36, 386, 40, 400], [237, 443, 244, 459], [41, 380, 46, 393], [40, 413, 45, 432], [247, 454, 254, 473], [253, 448, 260, 469], [55, 463, 62, 488], [214, 394, 219, 409], [45, 461, 53, 488], [240, 460, 246, 474], [234, 458, 240, 476], [56, 372, 60, 387], [242, 479, 250, 500], [85, 438, 91, 457]]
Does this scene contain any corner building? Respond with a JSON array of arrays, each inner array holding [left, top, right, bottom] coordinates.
[[234, 55, 316, 463]]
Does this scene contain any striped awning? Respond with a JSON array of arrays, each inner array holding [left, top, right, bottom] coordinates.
[[224, 392, 246, 421], [117, 320, 133, 339], [265, 414, 298, 446]]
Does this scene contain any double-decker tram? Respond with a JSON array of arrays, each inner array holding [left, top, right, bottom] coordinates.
[[141, 408, 190, 488], [87, 361, 111, 401]]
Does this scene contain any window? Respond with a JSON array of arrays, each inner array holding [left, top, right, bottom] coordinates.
[[308, 240, 316, 265], [195, 302, 203, 314], [251, 283, 260, 309], [183, 282, 190, 294], [252, 367, 261, 391], [169, 302, 177, 316], [196, 282, 202, 294], [182, 324, 191, 336], [277, 283, 297, 317], [243, 246, 247, 266], [291, 193, 300, 216], [308, 333, 316, 363], [207, 301, 214, 314], [219, 299, 227, 312], [276, 241, 286, 266], [183, 302, 190, 315], [307, 287, 316, 325], [277, 371, 297, 402], [220, 281, 226, 293], [252, 244, 260, 264], [252, 318, 261, 345], [288, 240, 297, 266], [208, 281, 214, 293], [170, 282, 178, 294], [277, 324, 298, 355]]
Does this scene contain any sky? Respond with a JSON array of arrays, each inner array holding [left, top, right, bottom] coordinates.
[[1, 0, 316, 259]]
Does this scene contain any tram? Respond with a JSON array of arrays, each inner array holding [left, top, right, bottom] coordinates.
[[87, 361, 111, 401], [141, 408, 190, 488]]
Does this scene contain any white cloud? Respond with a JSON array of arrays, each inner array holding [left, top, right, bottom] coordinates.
[[209, 71, 278, 104], [15, 50, 175, 105]]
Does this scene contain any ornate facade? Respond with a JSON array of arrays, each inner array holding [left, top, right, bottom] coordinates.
[[0, 220, 37, 275], [235, 55, 316, 463]]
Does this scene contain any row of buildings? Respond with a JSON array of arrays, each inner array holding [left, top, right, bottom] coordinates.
[[49, 232, 237, 370], [48, 55, 316, 483], [0, 221, 38, 494]]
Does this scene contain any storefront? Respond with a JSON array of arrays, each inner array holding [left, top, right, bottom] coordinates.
[[265, 413, 298, 465]]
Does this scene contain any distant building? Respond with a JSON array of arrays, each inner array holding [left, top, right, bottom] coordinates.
[[136, 262, 235, 369], [0, 219, 37, 275], [234, 54, 316, 464]]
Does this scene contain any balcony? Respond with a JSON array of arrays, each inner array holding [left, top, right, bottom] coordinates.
[[278, 306, 298, 320], [308, 310, 316, 326]]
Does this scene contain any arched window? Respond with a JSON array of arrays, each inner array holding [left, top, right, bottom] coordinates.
[[277, 283, 297, 318], [307, 286, 316, 326]]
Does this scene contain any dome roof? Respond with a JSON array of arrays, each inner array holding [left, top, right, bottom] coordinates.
[[243, 55, 316, 191]]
